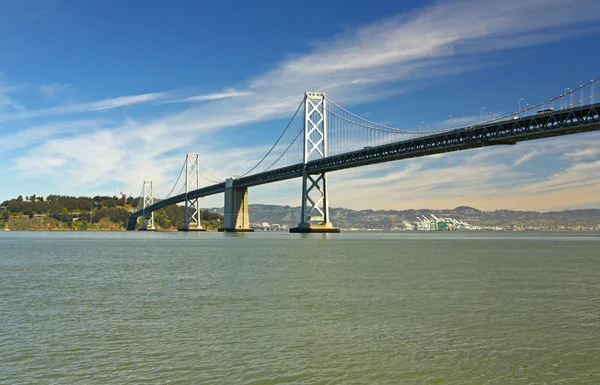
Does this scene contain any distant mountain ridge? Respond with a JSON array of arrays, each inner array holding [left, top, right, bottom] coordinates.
[[209, 204, 600, 230]]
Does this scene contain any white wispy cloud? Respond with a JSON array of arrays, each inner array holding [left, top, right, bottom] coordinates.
[[514, 150, 537, 166], [0, 92, 166, 122], [170, 89, 253, 103], [0, 76, 23, 112], [0, 92, 171, 122], [39, 82, 71, 97], [564, 147, 600, 159], [523, 158, 600, 194], [0, 119, 106, 152], [0, 88, 254, 123]]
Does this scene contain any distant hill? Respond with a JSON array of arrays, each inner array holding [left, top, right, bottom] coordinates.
[[209, 204, 600, 231]]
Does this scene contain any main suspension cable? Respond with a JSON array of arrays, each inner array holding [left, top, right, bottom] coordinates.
[[263, 124, 304, 172], [164, 160, 186, 199], [198, 157, 223, 183], [198, 170, 221, 184], [239, 98, 304, 177]]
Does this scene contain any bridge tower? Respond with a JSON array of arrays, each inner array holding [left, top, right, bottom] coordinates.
[[139, 180, 156, 231], [179, 153, 206, 232], [290, 92, 340, 233]]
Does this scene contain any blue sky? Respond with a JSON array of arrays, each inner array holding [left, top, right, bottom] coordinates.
[[1, 0, 600, 211]]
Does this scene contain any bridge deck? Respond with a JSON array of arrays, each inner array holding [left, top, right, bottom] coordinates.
[[128, 103, 600, 230]]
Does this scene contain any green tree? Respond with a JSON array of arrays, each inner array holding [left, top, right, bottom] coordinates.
[[93, 207, 130, 228]]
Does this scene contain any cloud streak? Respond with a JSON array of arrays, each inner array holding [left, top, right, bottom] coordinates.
[[0, 119, 106, 153], [170, 89, 253, 103], [0, 88, 254, 123], [0, 77, 23, 112], [514, 150, 537, 166], [39, 82, 71, 97], [1, 92, 166, 122]]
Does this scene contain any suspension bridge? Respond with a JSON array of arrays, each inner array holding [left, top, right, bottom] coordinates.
[[128, 78, 600, 233]]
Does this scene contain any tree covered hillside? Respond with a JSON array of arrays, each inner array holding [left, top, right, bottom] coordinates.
[[0, 195, 223, 230]]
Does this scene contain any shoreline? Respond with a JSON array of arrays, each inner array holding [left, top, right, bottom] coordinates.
[[2, 228, 599, 233]]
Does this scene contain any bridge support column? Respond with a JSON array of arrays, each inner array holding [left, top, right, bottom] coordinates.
[[290, 92, 340, 233], [218, 178, 254, 233], [139, 180, 157, 231], [179, 153, 206, 232]]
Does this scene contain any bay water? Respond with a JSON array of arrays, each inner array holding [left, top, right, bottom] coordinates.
[[1, 231, 599, 384]]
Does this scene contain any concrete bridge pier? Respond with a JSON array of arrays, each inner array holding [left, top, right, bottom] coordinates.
[[218, 178, 254, 233]]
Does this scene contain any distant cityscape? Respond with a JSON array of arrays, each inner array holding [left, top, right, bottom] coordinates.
[[402, 214, 502, 231], [250, 214, 504, 231], [240, 204, 600, 232]]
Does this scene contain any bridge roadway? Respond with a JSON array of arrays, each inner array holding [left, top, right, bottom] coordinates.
[[127, 103, 600, 230]]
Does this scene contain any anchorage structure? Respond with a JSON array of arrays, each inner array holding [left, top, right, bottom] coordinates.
[[179, 153, 206, 231], [291, 92, 340, 233], [140, 180, 156, 231]]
